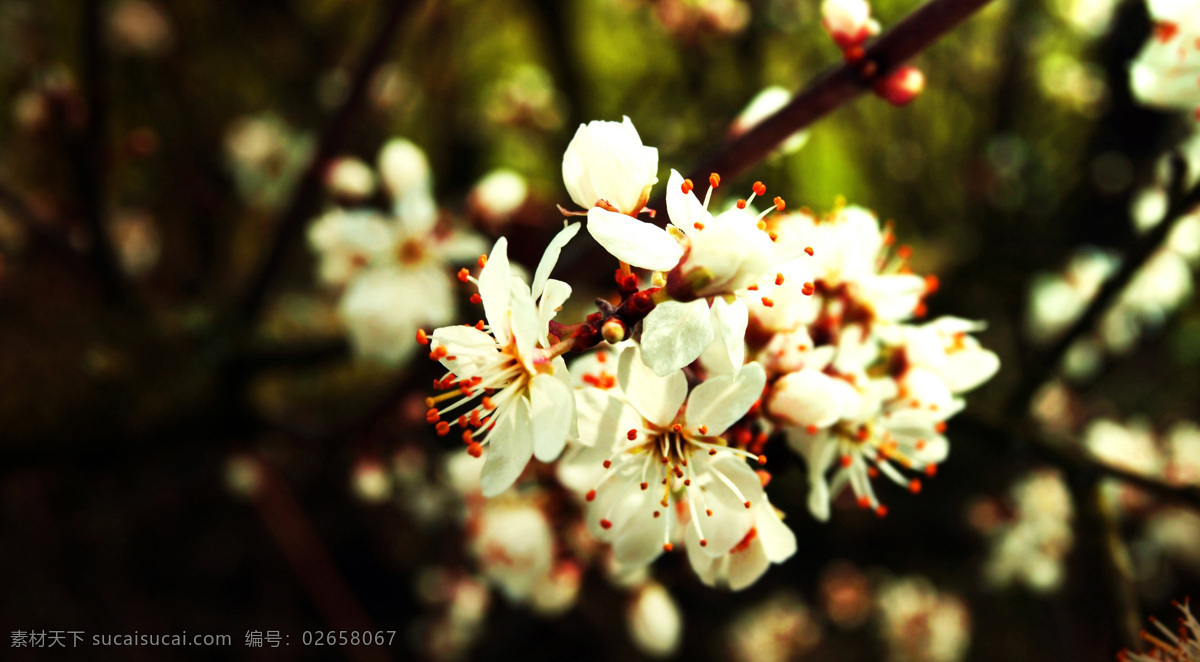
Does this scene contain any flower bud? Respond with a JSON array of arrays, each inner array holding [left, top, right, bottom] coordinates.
[[601, 317, 628, 344], [873, 66, 925, 107], [822, 0, 879, 50], [378, 138, 431, 200], [562, 116, 659, 215], [325, 156, 377, 200]]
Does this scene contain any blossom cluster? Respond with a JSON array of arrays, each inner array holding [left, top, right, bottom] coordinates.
[[414, 115, 999, 598]]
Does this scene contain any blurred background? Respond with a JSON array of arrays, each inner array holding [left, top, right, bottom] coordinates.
[[2, 0, 1199, 660]]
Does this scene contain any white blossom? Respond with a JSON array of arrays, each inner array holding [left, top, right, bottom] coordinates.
[[877, 577, 971, 662], [562, 117, 659, 215], [562, 346, 775, 575], [821, 0, 880, 49], [626, 582, 682, 658], [427, 229, 579, 496], [1130, 0, 1200, 119]]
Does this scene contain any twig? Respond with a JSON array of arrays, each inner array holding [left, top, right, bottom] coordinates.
[[234, 0, 418, 327], [75, 0, 130, 305], [246, 457, 388, 662], [1006, 175, 1200, 418], [684, 0, 999, 185], [1070, 474, 1142, 651], [0, 180, 76, 256], [956, 414, 1200, 510]]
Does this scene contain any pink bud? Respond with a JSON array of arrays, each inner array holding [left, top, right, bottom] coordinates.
[[874, 66, 925, 107]]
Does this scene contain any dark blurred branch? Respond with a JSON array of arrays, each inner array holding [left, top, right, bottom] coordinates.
[[230, 336, 352, 372], [234, 0, 418, 327], [1006, 171, 1200, 418], [248, 457, 388, 662], [0, 180, 76, 256], [957, 415, 1200, 510], [75, 0, 130, 305], [1071, 473, 1142, 651], [685, 0, 999, 184]]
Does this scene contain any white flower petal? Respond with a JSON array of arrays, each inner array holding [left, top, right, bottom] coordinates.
[[532, 222, 581, 299], [508, 284, 542, 372], [711, 297, 748, 377], [685, 362, 766, 437], [478, 237, 512, 344], [480, 397, 534, 497], [665, 169, 711, 236], [586, 208, 683, 271], [617, 346, 688, 428], [756, 502, 798, 563], [727, 541, 770, 592], [574, 388, 646, 450], [538, 279, 572, 343], [530, 373, 574, 462], [944, 348, 1001, 393], [767, 369, 845, 429], [639, 299, 714, 376]]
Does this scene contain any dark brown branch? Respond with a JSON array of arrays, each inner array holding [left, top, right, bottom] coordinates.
[[0, 180, 76, 256], [685, 0, 999, 184], [956, 415, 1200, 510], [76, 0, 130, 304], [234, 0, 418, 327], [1071, 474, 1142, 651], [1006, 175, 1200, 418]]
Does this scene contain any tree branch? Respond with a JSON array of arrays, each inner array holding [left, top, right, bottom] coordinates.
[[234, 0, 418, 327], [76, 0, 130, 304], [956, 414, 1200, 510], [685, 0, 999, 184], [0, 180, 76, 256], [1006, 175, 1200, 418]]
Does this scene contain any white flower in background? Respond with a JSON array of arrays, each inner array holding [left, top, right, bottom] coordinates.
[[822, 0, 880, 49], [378, 137, 432, 201], [588, 169, 806, 375], [562, 117, 659, 215], [470, 499, 555, 602], [882, 317, 1002, 395], [730, 86, 810, 154], [108, 0, 174, 56], [626, 581, 682, 658], [324, 156, 377, 200], [1130, 0, 1200, 119], [426, 229, 579, 497], [224, 113, 313, 210], [728, 592, 823, 662], [685, 495, 797, 590], [978, 469, 1074, 593], [307, 140, 484, 366], [469, 169, 529, 228], [1165, 420, 1200, 485], [1026, 247, 1119, 344], [877, 577, 971, 662], [1084, 417, 1165, 512], [1121, 600, 1200, 662], [1084, 417, 1164, 477], [562, 346, 771, 572]]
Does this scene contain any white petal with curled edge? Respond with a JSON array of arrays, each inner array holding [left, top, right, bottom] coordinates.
[[530, 373, 574, 462], [788, 429, 836, 522], [537, 279, 572, 343], [686, 361, 765, 437], [617, 346, 687, 428], [755, 500, 797, 563], [726, 539, 769, 592], [507, 285, 541, 373], [586, 208, 682, 271], [574, 388, 645, 450], [532, 222, 581, 299], [478, 237, 512, 344], [710, 297, 748, 377], [767, 369, 845, 429], [639, 299, 714, 377], [944, 348, 1000, 393], [665, 169, 711, 237], [480, 397, 534, 497], [684, 531, 722, 587], [694, 454, 759, 557]]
